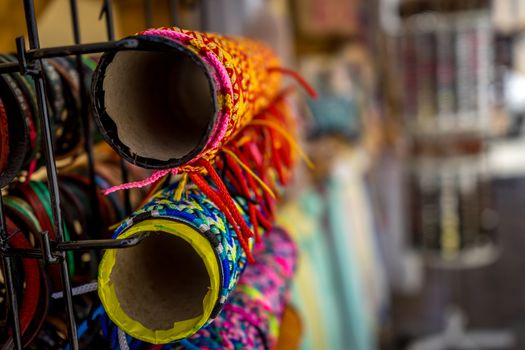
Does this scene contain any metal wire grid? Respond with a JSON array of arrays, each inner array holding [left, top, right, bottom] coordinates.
[[0, 0, 190, 348]]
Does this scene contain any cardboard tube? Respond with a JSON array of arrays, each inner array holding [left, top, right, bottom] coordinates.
[[98, 219, 221, 343], [98, 185, 254, 344], [96, 226, 297, 349], [92, 28, 281, 170], [93, 35, 216, 169]]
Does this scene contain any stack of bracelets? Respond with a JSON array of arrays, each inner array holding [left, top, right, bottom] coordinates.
[[0, 55, 98, 187], [0, 156, 153, 348]]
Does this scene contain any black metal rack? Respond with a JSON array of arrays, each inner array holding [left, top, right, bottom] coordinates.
[[0, 0, 190, 348]]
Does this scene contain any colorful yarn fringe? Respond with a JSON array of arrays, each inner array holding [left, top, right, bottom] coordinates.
[[96, 27, 315, 264], [90, 226, 296, 349], [109, 94, 302, 261], [182, 94, 302, 261]]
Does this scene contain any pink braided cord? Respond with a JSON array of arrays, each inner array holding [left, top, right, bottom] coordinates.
[[223, 304, 265, 330], [102, 169, 177, 195]]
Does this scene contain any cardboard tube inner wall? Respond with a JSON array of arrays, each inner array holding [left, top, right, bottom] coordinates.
[[101, 48, 214, 163], [110, 231, 210, 330]]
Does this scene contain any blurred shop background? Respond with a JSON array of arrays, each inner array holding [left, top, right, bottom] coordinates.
[[3, 0, 525, 349]]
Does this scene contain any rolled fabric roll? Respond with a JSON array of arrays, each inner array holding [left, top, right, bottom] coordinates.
[[87, 226, 296, 350], [170, 226, 298, 350], [92, 27, 281, 171], [0, 55, 97, 187], [98, 183, 255, 344]]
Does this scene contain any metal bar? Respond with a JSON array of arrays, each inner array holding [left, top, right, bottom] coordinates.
[[22, 1, 79, 349], [54, 232, 151, 251], [4, 233, 150, 259], [169, 0, 177, 26], [3, 248, 45, 259], [70, 0, 100, 243], [0, 62, 21, 74], [15, 37, 31, 75], [0, 194, 23, 350], [23, 0, 40, 48], [27, 39, 138, 59], [100, 0, 133, 214], [144, 0, 153, 28], [41, 231, 58, 263], [102, 0, 115, 40], [2, 41, 137, 74], [69, 0, 81, 44]]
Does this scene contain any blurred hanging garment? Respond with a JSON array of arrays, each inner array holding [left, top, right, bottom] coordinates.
[[278, 147, 389, 350]]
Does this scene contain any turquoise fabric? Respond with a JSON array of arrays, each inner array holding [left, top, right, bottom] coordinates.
[[288, 190, 345, 350], [278, 151, 388, 350], [326, 177, 376, 350]]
